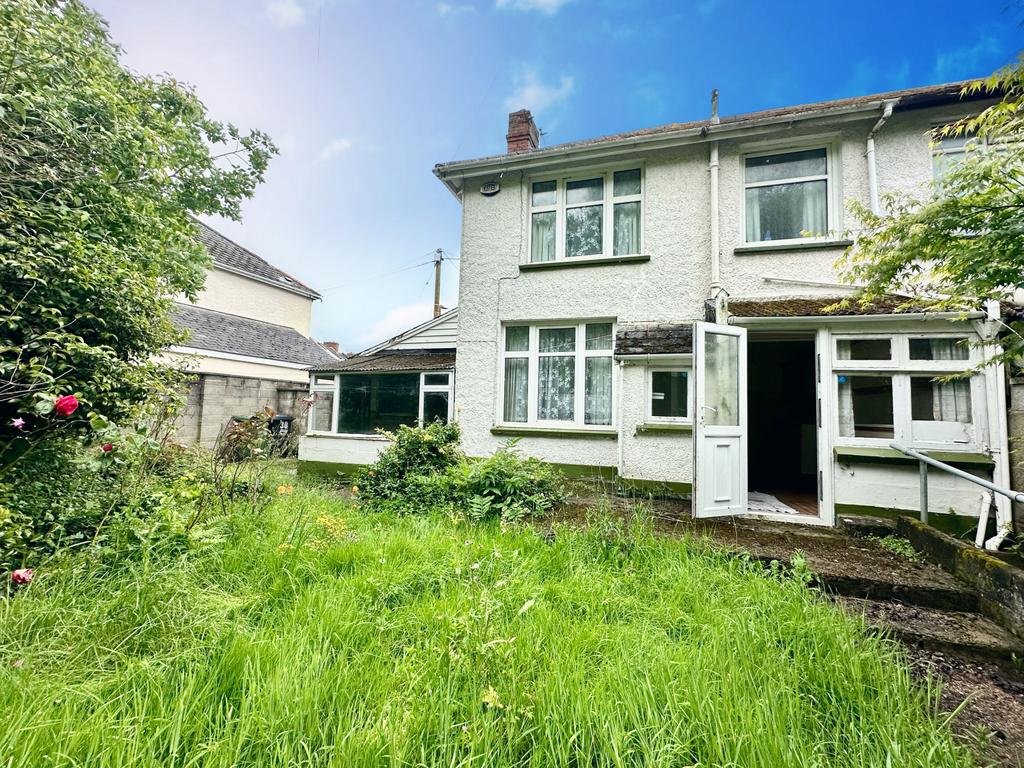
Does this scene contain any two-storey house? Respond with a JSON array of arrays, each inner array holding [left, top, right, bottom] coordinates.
[[302, 81, 1016, 538]]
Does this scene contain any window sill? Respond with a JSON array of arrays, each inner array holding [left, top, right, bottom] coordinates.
[[734, 239, 853, 255], [519, 254, 651, 271], [305, 432, 389, 441], [490, 425, 618, 439], [635, 422, 693, 435], [833, 445, 993, 468]]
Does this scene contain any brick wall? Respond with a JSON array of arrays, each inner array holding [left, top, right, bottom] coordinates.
[[174, 374, 309, 450]]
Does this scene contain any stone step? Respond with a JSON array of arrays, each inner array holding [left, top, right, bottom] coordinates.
[[841, 598, 1024, 663]]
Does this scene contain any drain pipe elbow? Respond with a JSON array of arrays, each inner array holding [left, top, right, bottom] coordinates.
[[866, 100, 897, 216]]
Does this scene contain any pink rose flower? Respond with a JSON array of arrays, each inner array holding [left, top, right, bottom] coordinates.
[[101, 443, 113, 453], [11, 569, 33, 585], [53, 395, 79, 417]]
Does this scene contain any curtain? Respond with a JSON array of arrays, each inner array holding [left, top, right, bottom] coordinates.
[[585, 357, 612, 425], [503, 358, 529, 422], [801, 180, 827, 237], [931, 379, 972, 423], [538, 356, 574, 420], [836, 376, 854, 436], [531, 212, 555, 262], [745, 180, 826, 241], [613, 202, 640, 255], [744, 188, 760, 242]]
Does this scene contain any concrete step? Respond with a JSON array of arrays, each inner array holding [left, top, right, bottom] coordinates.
[[841, 598, 1024, 663]]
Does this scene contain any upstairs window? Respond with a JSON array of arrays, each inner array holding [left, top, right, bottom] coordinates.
[[529, 169, 643, 262], [931, 131, 982, 181], [744, 147, 830, 243]]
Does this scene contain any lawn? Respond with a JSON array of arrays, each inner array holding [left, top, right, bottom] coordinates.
[[0, 481, 972, 767]]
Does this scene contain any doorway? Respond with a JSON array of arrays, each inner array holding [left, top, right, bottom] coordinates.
[[747, 333, 818, 517]]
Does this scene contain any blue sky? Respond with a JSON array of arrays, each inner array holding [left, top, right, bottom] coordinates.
[[90, 0, 1020, 350]]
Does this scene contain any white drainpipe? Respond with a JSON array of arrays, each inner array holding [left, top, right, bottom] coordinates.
[[709, 140, 721, 309], [866, 99, 898, 215]]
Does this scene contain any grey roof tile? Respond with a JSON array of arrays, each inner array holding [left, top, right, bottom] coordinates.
[[196, 221, 320, 299], [310, 350, 456, 373], [615, 324, 693, 356], [172, 303, 338, 365]]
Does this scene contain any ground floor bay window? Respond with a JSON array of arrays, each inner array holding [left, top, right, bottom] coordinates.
[[308, 371, 453, 435], [501, 321, 615, 428]]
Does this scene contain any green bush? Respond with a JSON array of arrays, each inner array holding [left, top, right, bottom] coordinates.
[[356, 426, 565, 523], [354, 421, 464, 501]]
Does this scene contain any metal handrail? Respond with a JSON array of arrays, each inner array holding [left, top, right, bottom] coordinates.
[[889, 442, 1024, 528]]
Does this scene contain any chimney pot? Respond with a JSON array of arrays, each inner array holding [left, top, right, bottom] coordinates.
[[322, 341, 340, 356], [506, 109, 539, 153]]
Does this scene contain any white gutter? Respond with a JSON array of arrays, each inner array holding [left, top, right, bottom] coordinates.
[[729, 310, 985, 325], [866, 99, 898, 215]]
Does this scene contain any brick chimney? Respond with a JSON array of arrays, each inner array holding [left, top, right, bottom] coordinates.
[[506, 109, 539, 153], [322, 341, 340, 357]]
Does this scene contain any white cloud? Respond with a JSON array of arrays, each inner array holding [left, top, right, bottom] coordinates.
[[495, 0, 572, 14], [265, 0, 306, 29], [503, 69, 574, 113], [932, 35, 1002, 83], [437, 2, 476, 17], [357, 301, 436, 347], [315, 137, 354, 163]]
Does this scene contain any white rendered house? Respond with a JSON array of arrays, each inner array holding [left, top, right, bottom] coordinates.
[[301, 81, 1017, 533]]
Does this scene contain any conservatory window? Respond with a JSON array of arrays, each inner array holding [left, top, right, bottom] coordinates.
[[501, 321, 615, 427], [744, 147, 830, 242], [308, 371, 454, 435], [528, 169, 642, 262]]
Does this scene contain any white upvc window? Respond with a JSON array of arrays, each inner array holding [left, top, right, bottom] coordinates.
[[931, 129, 988, 181], [743, 146, 832, 243], [500, 321, 615, 428], [832, 333, 982, 447], [308, 374, 339, 433], [646, 367, 692, 424], [528, 168, 643, 263], [419, 371, 454, 426]]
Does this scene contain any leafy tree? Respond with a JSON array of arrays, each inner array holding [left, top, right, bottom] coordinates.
[[836, 59, 1024, 368], [0, 0, 276, 456]]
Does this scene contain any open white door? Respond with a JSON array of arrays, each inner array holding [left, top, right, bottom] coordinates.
[[694, 321, 747, 518]]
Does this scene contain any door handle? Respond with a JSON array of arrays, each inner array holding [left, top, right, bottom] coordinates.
[[701, 405, 718, 413]]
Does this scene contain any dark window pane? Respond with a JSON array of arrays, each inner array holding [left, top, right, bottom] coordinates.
[[911, 376, 972, 423], [909, 337, 969, 361], [651, 371, 688, 419], [422, 391, 449, 425], [423, 373, 449, 386], [566, 204, 603, 257], [531, 180, 556, 206], [838, 375, 894, 438], [613, 169, 641, 196], [745, 148, 827, 183], [836, 338, 892, 361], [505, 326, 529, 352], [337, 373, 419, 434]]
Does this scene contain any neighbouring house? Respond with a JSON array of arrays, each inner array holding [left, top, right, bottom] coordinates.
[[300, 309, 458, 474], [300, 80, 1021, 538], [165, 221, 340, 448]]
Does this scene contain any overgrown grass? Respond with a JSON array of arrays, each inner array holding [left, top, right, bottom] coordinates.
[[0, 481, 972, 767]]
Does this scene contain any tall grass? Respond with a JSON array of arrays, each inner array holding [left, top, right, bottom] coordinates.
[[0, 483, 971, 767]]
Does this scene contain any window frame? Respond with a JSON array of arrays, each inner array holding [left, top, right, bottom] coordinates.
[[741, 143, 836, 246], [498, 320, 616, 429], [306, 370, 455, 436], [527, 166, 644, 263], [646, 366, 693, 424], [831, 332, 983, 449]]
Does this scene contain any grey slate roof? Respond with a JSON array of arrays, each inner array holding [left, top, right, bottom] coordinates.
[[310, 350, 456, 373], [196, 221, 321, 299], [727, 296, 915, 318], [615, 324, 693, 356], [172, 303, 338, 365]]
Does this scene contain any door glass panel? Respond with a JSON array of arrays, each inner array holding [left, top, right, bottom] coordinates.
[[704, 332, 739, 426], [837, 375, 894, 438]]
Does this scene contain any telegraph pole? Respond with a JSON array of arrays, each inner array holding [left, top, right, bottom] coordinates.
[[432, 248, 443, 318]]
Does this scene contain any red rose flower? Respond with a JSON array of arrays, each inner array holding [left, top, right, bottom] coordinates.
[[11, 569, 33, 585], [101, 443, 113, 453], [53, 395, 79, 417]]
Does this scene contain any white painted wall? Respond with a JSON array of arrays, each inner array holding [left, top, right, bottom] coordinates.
[[160, 350, 310, 384], [299, 434, 389, 465], [190, 267, 314, 335], [618, 362, 693, 485]]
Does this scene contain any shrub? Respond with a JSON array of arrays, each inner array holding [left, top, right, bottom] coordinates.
[[354, 421, 464, 501]]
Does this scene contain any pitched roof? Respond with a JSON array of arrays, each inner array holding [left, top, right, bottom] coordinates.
[[172, 303, 338, 365], [615, 323, 693, 356], [309, 350, 456, 373], [196, 221, 321, 300], [359, 307, 459, 355], [727, 296, 917, 318], [435, 80, 992, 180]]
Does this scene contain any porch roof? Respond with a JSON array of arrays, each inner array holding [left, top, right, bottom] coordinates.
[[615, 323, 693, 356], [727, 296, 915, 318], [309, 349, 455, 373]]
